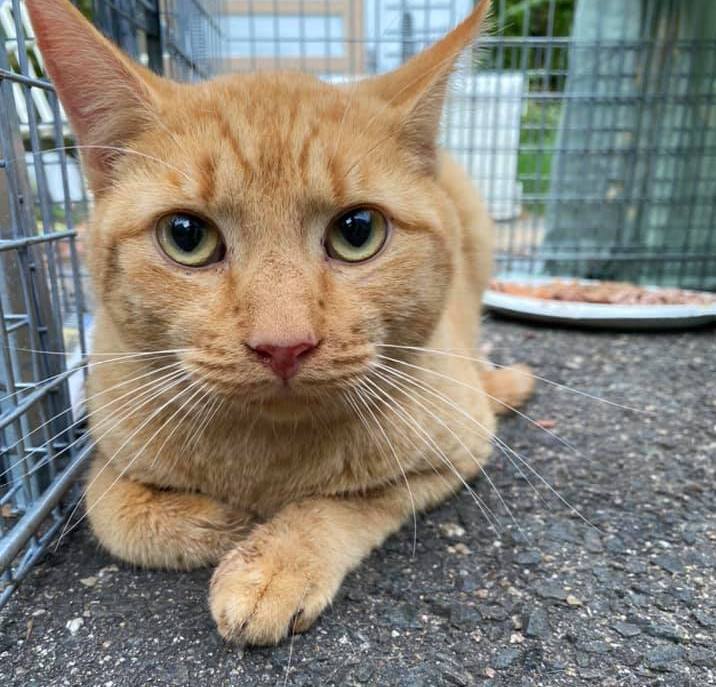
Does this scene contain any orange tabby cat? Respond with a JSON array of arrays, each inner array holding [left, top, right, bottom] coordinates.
[[27, 0, 533, 645]]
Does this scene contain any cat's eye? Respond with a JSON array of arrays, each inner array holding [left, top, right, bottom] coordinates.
[[156, 213, 225, 267], [325, 208, 389, 263]]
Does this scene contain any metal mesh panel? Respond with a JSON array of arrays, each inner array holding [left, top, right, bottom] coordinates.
[[0, 0, 226, 608], [224, 0, 715, 289], [162, 0, 228, 80]]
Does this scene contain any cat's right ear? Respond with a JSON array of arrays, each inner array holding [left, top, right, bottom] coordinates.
[[25, 0, 170, 194]]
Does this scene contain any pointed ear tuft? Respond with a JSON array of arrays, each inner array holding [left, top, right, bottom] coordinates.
[[25, 0, 168, 193], [357, 0, 491, 171]]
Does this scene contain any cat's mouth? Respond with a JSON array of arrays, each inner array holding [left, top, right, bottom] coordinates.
[[250, 368, 370, 401], [183, 347, 373, 415], [231, 373, 370, 422]]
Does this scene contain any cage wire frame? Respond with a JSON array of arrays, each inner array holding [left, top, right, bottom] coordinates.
[[1, 0, 715, 608], [224, 0, 715, 288], [0, 0, 227, 608]]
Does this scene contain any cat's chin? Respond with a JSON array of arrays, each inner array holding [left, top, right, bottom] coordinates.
[[251, 397, 342, 423], [232, 381, 353, 423]]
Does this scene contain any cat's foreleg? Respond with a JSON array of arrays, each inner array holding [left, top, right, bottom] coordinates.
[[209, 464, 477, 645], [85, 457, 252, 569]]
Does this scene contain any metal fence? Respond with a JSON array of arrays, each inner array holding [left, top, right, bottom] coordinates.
[[1, 0, 715, 609], [0, 0, 227, 608], [224, 0, 715, 289]]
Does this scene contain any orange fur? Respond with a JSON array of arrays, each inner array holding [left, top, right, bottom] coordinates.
[[27, 0, 533, 645]]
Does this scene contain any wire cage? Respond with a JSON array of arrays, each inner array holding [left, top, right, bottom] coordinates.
[[223, 0, 716, 290], [1, 0, 715, 609], [0, 0, 227, 608]]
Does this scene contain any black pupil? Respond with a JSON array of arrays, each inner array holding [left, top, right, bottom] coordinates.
[[339, 210, 373, 247], [170, 215, 205, 252]]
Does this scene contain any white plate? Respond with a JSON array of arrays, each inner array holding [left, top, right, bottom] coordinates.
[[483, 281, 716, 331]]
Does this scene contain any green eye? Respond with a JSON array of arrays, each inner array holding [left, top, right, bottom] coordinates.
[[325, 208, 389, 263], [156, 213, 225, 267]]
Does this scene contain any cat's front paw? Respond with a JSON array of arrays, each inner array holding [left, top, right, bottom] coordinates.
[[209, 534, 338, 645]]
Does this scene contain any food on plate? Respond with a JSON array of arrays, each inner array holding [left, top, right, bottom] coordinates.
[[489, 280, 715, 305]]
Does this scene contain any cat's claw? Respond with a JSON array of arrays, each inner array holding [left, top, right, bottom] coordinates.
[[209, 539, 335, 645]]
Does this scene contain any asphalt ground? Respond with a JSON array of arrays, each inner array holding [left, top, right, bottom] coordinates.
[[1, 317, 715, 686]]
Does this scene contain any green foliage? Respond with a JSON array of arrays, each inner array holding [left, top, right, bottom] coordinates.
[[517, 102, 561, 211], [75, 0, 94, 21], [499, 0, 576, 38], [482, 0, 576, 91], [477, 1, 576, 215]]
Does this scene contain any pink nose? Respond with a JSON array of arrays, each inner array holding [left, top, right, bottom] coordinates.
[[248, 341, 317, 380]]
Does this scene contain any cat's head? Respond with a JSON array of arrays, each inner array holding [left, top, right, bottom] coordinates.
[[28, 0, 490, 417]]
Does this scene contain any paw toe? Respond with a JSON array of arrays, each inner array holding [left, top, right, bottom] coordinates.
[[209, 558, 321, 645]]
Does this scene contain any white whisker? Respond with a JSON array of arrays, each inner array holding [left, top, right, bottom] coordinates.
[[54, 372, 193, 548], [186, 391, 223, 455], [358, 375, 499, 531], [374, 362, 598, 532], [1, 361, 186, 475], [375, 354, 579, 455], [1, 345, 194, 357], [374, 358, 583, 514], [373, 363, 548, 515], [347, 387, 419, 556], [4, 145, 194, 184], [376, 344, 649, 414], [9, 367, 189, 486], [58, 378, 204, 546], [147, 382, 212, 470], [366, 370, 522, 534], [0, 349, 190, 408]]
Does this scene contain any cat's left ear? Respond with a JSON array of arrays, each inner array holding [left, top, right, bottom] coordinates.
[[355, 0, 491, 171]]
